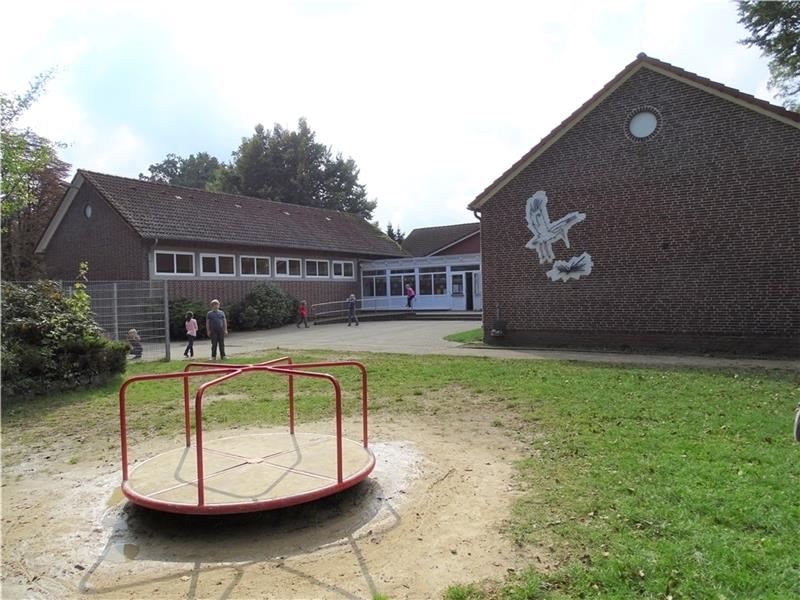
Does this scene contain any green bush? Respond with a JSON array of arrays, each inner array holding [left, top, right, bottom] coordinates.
[[168, 297, 208, 340], [229, 283, 297, 330], [1, 280, 128, 399]]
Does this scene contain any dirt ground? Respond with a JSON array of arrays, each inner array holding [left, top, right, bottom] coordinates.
[[1, 391, 546, 599]]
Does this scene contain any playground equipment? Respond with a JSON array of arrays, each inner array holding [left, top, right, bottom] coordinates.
[[118, 357, 374, 515]]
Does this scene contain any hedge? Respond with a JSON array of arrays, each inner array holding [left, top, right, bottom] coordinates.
[[1, 280, 128, 399]]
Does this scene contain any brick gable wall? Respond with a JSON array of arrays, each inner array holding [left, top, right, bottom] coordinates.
[[44, 183, 148, 281], [435, 233, 481, 255], [481, 68, 799, 355]]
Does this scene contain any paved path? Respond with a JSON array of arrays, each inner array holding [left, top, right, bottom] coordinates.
[[170, 320, 799, 371]]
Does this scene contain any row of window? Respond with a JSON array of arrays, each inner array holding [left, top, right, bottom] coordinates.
[[154, 251, 355, 279], [361, 265, 480, 297]]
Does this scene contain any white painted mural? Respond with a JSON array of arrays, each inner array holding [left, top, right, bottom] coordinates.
[[546, 252, 594, 282], [524, 190, 592, 282], [524, 191, 586, 263]]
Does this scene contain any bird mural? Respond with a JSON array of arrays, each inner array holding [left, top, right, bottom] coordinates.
[[525, 190, 586, 264], [546, 252, 594, 282]]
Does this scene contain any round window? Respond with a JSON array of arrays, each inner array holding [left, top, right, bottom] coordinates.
[[629, 111, 658, 138], [83, 203, 93, 219]]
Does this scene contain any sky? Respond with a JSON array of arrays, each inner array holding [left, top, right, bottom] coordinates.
[[2, 0, 778, 232]]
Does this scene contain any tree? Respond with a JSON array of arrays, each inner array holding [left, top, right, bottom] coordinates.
[[1, 72, 70, 281], [211, 118, 377, 219], [385, 222, 405, 244], [738, 1, 800, 110], [139, 151, 221, 189]]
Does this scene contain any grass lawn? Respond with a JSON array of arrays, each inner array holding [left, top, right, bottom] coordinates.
[[3, 353, 798, 598], [445, 327, 484, 343]]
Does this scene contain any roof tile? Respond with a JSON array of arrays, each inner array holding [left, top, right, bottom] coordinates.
[[79, 170, 405, 257], [401, 222, 480, 256]]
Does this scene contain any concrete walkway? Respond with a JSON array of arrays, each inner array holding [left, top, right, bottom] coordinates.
[[170, 320, 799, 371]]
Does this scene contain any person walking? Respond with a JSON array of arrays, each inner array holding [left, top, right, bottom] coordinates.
[[183, 311, 198, 357], [205, 299, 228, 360], [347, 293, 359, 326], [405, 283, 416, 310], [297, 300, 309, 328]]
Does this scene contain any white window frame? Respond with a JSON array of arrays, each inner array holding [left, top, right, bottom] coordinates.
[[305, 259, 330, 279], [332, 260, 355, 279], [199, 253, 236, 277], [240, 255, 271, 278], [275, 257, 302, 278], [154, 251, 195, 276]]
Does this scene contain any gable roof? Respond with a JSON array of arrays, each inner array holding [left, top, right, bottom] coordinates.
[[37, 170, 406, 258], [468, 53, 800, 211], [401, 222, 480, 256]]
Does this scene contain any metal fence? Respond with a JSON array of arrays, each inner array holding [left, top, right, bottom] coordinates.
[[61, 280, 171, 360]]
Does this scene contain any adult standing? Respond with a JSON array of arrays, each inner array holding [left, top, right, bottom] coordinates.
[[206, 299, 228, 360]]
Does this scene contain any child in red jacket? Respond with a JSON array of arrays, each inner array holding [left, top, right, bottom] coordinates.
[[297, 300, 309, 328]]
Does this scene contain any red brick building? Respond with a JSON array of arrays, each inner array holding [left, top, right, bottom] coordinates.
[[36, 171, 405, 307], [469, 54, 799, 355]]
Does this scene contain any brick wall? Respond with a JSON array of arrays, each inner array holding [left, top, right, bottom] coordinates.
[[436, 233, 481, 255], [44, 182, 148, 281], [480, 67, 799, 355]]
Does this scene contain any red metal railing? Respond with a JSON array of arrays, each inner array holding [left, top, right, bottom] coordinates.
[[118, 358, 370, 511]]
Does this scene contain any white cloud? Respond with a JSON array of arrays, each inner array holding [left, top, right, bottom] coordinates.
[[3, 0, 784, 232]]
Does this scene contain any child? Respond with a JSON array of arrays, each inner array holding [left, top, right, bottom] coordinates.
[[297, 300, 309, 328], [127, 328, 143, 359], [347, 293, 359, 326], [184, 311, 198, 357], [405, 283, 416, 309]]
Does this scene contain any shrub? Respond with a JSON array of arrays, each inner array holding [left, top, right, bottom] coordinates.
[[229, 283, 297, 330], [168, 297, 208, 340], [1, 279, 128, 399]]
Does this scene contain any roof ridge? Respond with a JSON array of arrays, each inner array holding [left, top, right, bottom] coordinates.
[[408, 222, 480, 233], [78, 169, 370, 220]]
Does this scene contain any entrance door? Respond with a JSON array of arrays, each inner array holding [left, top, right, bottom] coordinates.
[[450, 273, 466, 310]]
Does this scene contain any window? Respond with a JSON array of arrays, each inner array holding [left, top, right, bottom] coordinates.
[[155, 251, 194, 275], [332, 261, 354, 278], [629, 112, 657, 138], [275, 258, 302, 277], [240, 256, 270, 277], [200, 253, 235, 276], [625, 106, 662, 141], [451, 273, 464, 295], [305, 259, 330, 278], [419, 266, 447, 295], [362, 270, 387, 297], [390, 273, 416, 296]]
